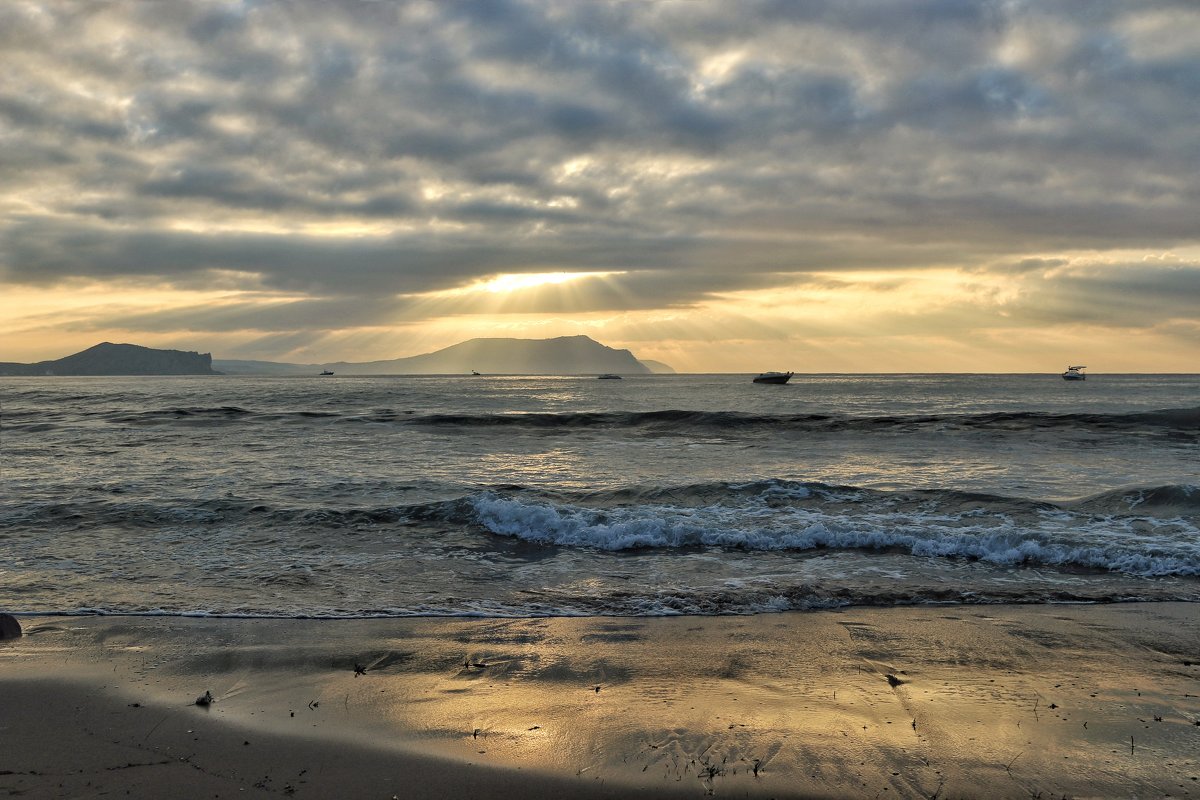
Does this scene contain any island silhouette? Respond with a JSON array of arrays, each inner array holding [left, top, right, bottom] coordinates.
[[1, 336, 674, 376]]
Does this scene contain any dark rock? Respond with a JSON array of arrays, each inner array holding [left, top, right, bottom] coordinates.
[[0, 614, 21, 639]]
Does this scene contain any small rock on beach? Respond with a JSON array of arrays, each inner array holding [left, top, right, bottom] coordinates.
[[0, 614, 22, 640]]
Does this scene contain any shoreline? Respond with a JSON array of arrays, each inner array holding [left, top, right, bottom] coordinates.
[[3, 602, 1199, 798]]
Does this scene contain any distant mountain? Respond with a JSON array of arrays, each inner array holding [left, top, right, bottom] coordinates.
[[211, 358, 313, 376], [214, 335, 667, 375], [0, 342, 218, 376], [639, 359, 676, 374]]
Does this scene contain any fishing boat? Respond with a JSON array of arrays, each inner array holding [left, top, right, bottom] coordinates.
[[597, 374, 622, 380], [1061, 366, 1086, 381], [753, 371, 793, 385], [320, 369, 334, 376]]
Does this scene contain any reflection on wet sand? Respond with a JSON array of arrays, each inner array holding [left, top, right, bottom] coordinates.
[[3, 604, 1199, 798]]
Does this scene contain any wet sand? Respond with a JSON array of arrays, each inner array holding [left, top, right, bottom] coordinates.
[[2, 603, 1199, 798]]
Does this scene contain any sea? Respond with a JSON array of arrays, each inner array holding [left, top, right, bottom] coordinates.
[[2, 374, 1198, 619]]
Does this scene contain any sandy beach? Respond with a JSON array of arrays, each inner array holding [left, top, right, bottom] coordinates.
[[1, 603, 1198, 798]]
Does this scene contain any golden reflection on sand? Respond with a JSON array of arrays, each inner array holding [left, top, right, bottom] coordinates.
[[3, 605, 1199, 798]]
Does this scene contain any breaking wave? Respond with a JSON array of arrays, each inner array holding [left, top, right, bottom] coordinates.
[[7, 480, 1198, 578], [464, 484, 1200, 578]]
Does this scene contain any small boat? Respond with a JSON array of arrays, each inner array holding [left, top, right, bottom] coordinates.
[[1061, 365, 1086, 381], [320, 370, 335, 376], [471, 370, 481, 376], [753, 371, 793, 384], [597, 374, 622, 380]]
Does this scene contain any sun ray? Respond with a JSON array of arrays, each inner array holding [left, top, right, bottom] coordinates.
[[468, 271, 625, 294]]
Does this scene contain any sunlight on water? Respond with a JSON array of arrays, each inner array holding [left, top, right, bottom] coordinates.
[[2, 374, 1198, 617]]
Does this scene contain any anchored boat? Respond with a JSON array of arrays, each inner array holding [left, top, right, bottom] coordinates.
[[1061, 366, 1086, 381]]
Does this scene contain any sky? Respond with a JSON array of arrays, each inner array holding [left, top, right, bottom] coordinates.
[[2, 0, 1198, 372]]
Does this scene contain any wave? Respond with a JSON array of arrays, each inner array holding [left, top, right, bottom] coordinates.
[[0, 480, 1093, 530], [49, 405, 1199, 435], [97, 406, 256, 426], [6, 481, 1198, 578], [1069, 484, 1199, 516], [464, 487, 1200, 577], [511, 479, 1200, 516], [412, 407, 1200, 434], [0, 497, 419, 529]]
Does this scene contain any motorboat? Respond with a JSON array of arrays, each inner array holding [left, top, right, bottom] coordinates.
[[320, 370, 335, 376], [1061, 365, 1086, 381], [471, 370, 481, 376], [753, 371, 793, 384], [597, 374, 622, 380]]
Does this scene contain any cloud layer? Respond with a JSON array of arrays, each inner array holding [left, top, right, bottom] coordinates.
[[2, 0, 1198, 368]]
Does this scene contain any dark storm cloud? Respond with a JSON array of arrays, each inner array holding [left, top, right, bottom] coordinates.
[[1, 0, 1198, 330]]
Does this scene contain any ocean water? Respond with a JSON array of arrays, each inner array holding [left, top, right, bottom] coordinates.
[[2, 374, 1198, 618]]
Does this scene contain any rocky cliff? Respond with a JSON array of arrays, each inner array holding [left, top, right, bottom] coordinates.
[[0, 343, 219, 376]]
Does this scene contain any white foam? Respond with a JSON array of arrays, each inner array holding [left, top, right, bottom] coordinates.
[[469, 493, 1200, 577]]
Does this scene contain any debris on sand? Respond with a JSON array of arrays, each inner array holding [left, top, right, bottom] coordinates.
[[195, 690, 214, 707]]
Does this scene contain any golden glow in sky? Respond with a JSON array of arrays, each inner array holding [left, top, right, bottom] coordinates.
[[465, 272, 625, 295], [1, 2, 1198, 372]]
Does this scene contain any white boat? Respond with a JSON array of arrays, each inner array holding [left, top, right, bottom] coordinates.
[[753, 371, 793, 385], [1061, 366, 1086, 381]]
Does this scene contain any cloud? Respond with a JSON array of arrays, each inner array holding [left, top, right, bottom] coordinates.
[[1, 0, 1198, 366], [998, 261, 1200, 328]]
